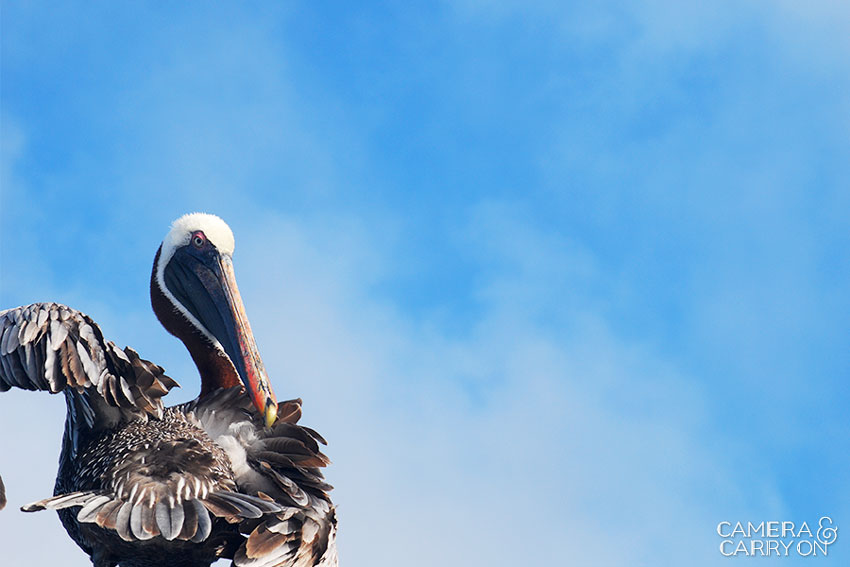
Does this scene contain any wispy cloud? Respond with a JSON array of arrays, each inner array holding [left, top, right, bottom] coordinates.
[[1, 2, 848, 566]]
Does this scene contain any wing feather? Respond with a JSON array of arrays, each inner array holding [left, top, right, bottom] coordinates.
[[0, 303, 178, 421]]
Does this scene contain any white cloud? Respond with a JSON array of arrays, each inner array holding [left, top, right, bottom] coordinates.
[[230, 207, 780, 565]]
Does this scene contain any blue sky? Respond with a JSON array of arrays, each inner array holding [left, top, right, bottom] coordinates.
[[1, 2, 849, 565]]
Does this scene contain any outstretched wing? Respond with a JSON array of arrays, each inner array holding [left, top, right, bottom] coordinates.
[[0, 303, 178, 423], [188, 388, 338, 567]]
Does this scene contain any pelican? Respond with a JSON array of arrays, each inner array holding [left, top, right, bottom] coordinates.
[[0, 213, 337, 567]]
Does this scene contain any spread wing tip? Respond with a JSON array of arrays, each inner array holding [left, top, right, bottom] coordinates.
[[0, 303, 177, 419]]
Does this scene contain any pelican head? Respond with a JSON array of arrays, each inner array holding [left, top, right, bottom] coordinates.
[[151, 213, 278, 427]]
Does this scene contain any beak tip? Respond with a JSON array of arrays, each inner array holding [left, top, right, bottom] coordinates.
[[264, 401, 278, 427]]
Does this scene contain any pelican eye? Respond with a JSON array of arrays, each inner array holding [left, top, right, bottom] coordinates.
[[191, 232, 206, 248]]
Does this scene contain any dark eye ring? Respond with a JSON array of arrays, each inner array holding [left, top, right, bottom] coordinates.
[[192, 233, 206, 248]]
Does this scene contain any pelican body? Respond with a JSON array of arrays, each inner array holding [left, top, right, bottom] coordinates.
[[0, 214, 337, 567]]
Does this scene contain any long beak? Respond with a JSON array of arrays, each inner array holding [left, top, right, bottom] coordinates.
[[219, 255, 278, 427]]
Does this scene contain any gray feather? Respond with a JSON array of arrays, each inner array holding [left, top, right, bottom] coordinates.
[[191, 499, 212, 543], [22, 491, 99, 512], [115, 501, 134, 542], [77, 495, 112, 523]]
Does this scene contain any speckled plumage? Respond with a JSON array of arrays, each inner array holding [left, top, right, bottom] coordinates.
[[64, 408, 235, 497], [51, 406, 254, 566]]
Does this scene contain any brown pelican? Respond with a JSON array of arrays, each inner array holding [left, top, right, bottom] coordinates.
[[0, 213, 337, 567]]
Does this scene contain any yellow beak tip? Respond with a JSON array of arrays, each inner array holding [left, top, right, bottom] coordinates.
[[264, 403, 278, 428]]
